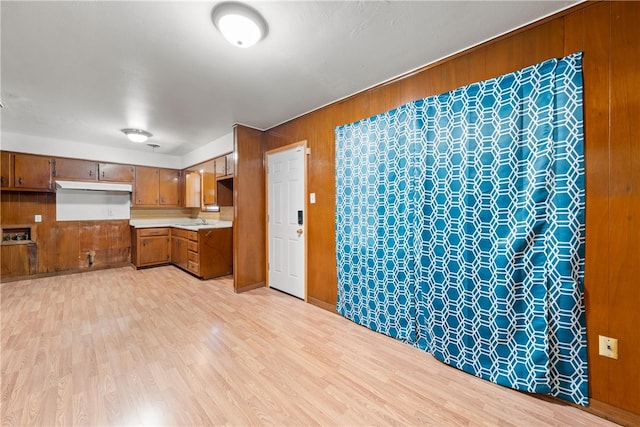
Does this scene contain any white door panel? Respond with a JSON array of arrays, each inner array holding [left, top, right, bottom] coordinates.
[[267, 145, 305, 299]]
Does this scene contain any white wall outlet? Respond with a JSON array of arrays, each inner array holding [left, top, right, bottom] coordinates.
[[310, 193, 316, 204], [34, 215, 42, 223], [598, 335, 618, 359]]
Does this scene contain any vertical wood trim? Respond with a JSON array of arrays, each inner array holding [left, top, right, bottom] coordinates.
[[233, 125, 267, 292], [607, 0, 640, 413], [564, 2, 612, 404]]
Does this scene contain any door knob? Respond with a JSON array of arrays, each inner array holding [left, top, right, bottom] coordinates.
[[297, 228, 303, 236]]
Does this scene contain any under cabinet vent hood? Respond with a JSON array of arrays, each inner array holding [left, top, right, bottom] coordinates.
[[55, 180, 132, 192]]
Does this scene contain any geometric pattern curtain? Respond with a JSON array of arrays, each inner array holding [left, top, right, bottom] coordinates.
[[335, 53, 587, 405]]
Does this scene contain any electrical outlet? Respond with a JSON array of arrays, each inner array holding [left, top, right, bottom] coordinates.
[[34, 215, 42, 223], [598, 335, 618, 359]]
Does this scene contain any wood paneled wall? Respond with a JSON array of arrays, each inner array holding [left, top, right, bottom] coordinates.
[[233, 124, 267, 292], [259, 1, 639, 416], [1, 191, 130, 278]]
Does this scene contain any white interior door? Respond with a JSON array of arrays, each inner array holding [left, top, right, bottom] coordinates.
[[267, 145, 305, 299]]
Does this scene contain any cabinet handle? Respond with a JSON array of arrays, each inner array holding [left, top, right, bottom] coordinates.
[[102, 171, 105, 178], [17, 177, 23, 185], [1, 176, 4, 184], [89, 170, 93, 177]]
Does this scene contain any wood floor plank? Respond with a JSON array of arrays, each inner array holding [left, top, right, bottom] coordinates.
[[1, 266, 616, 426]]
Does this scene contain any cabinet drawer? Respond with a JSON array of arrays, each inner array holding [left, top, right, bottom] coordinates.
[[188, 250, 199, 263], [187, 240, 198, 253], [172, 228, 189, 239], [187, 260, 199, 273], [139, 227, 169, 237], [187, 231, 199, 242]]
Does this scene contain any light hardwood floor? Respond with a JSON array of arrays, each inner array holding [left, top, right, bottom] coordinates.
[[1, 266, 614, 426]]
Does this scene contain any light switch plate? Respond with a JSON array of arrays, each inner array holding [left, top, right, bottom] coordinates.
[[598, 335, 618, 359], [310, 193, 316, 204], [34, 215, 42, 223]]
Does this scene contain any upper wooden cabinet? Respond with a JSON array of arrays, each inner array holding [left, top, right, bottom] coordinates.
[[225, 153, 235, 176], [98, 163, 134, 182], [14, 153, 53, 191], [134, 166, 159, 206], [133, 166, 181, 207], [202, 172, 217, 205], [53, 158, 98, 181], [1, 152, 12, 188], [184, 171, 201, 208], [159, 168, 181, 206], [214, 156, 227, 177]]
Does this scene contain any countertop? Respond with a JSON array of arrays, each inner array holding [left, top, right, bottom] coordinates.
[[129, 218, 232, 231]]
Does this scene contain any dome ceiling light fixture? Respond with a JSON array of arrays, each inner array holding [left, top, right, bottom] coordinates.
[[121, 128, 152, 143], [211, 2, 268, 48]]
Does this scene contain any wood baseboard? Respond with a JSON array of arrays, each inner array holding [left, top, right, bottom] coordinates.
[[235, 281, 265, 293], [0, 262, 133, 284], [585, 399, 640, 426], [307, 296, 336, 313]]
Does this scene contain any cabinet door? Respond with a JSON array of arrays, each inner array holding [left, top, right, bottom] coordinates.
[[14, 153, 52, 190], [225, 153, 235, 176], [53, 158, 98, 181], [0, 152, 12, 188], [139, 236, 170, 265], [133, 166, 159, 206], [202, 172, 216, 205], [159, 168, 180, 206], [99, 163, 134, 182], [184, 171, 201, 208], [214, 156, 226, 177], [1, 243, 37, 278], [171, 236, 188, 269]]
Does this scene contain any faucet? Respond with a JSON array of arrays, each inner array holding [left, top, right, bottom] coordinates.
[[198, 216, 208, 225]]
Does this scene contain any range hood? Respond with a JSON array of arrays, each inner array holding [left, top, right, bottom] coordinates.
[[55, 180, 132, 192]]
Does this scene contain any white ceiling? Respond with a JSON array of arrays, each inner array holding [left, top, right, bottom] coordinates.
[[1, 1, 577, 156]]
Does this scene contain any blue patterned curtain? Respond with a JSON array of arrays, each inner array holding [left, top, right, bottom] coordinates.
[[335, 53, 586, 405]]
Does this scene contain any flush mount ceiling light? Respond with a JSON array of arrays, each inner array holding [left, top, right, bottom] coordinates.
[[121, 128, 152, 143], [211, 2, 268, 48]]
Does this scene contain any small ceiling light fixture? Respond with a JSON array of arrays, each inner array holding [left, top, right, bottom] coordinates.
[[121, 128, 152, 143], [211, 2, 268, 48]]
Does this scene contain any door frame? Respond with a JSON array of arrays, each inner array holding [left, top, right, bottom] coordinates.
[[265, 140, 308, 301]]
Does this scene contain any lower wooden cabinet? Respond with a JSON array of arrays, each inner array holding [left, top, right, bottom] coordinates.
[[171, 227, 233, 279], [191, 227, 233, 279], [1, 242, 37, 278], [133, 226, 233, 278], [131, 227, 170, 267], [170, 228, 189, 270]]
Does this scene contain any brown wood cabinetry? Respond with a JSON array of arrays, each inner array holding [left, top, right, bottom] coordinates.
[[170, 228, 189, 270], [98, 163, 134, 182], [13, 153, 53, 191], [216, 178, 233, 207], [53, 158, 98, 181], [214, 156, 226, 177], [1, 151, 12, 188], [159, 169, 180, 205], [202, 172, 216, 205], [170, 227, 232, 279], [134, 166, 181, 207], [134, 166, 159, 206], [131, 227, 170, 267], [184, 171, 201, 208], [186, 230, 199, 274], [1, 242, 37, 278], [225, 153, 235, 176]]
